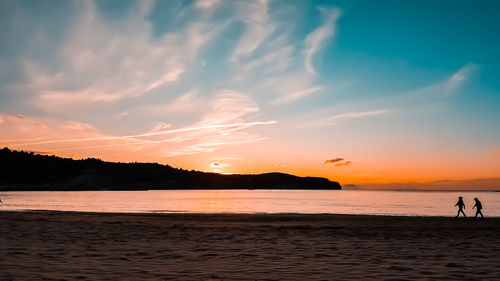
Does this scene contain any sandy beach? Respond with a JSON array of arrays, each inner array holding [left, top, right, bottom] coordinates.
[[1, 211, 499, 280]]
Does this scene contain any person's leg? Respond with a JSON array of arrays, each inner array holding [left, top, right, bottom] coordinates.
[[479, 210, 484, 218], [461, 209, 467, 217]]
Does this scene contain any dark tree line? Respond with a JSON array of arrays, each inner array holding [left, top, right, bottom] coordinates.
[[0, 147, 341, 191]]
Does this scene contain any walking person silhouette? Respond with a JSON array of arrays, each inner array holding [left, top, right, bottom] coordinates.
[[472, 198, 484, 218], [455, 196, 466, 218]]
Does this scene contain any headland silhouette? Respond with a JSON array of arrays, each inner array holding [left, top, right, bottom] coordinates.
[[0, 148, 341, 191]]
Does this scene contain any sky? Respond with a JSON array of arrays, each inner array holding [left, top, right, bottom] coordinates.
[[1, 0, 499, 188]]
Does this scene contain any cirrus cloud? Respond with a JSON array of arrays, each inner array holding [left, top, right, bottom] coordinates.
[[304, 7, 341, 74]]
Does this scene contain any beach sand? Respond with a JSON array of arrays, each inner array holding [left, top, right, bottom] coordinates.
[[1, 211, 499, 280]]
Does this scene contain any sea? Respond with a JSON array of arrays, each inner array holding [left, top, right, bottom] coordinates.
[[0, 190, 499, 217]]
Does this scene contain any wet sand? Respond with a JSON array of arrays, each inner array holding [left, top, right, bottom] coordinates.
[[1, 211, 499, 280]]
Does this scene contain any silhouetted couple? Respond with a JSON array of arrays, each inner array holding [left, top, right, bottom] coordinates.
[[455, 196, 483, 218]]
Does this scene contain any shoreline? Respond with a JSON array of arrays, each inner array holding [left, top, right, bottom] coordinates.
[[2, 209, 500, 219]]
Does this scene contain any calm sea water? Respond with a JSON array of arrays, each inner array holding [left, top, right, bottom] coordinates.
[[1, 190, 499, 217]]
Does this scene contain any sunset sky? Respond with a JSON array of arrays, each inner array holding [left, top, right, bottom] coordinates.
[[1, 0, 499, 188]]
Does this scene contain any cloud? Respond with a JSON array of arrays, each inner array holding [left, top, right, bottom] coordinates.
[[304, 7, 341, 74], [117, 112, 129, 119], [195, 0, 220, 9], [443, 63, 479, 94], [0, 1, 343, 161], [0, 113, 102, 145], [332, 63, 480, 116], [250, 71, 322, 105], [9, 120, 276, 147], [324, 157, 343, 164], [296, 109, 389, 128], [232, 0, 273, 60], [146, 122, 172, 134], [335, 160, 351, 167], [400, 63, 479, 100], [233, 45, 296, 82], [271, 86, 323, 105], [60, 121, 98, 132], [232, 5, 337, 106], [0, 110, 277, 160], [162, 91, 275, 156], [21, 0, 225, 109], [210, 161, 228, 168], [143, 90, 203, 115], [200, 91, 260, 125], [9, 0, 337, 118], [324, 157, 351, 167], [4, 91, 277, 158]]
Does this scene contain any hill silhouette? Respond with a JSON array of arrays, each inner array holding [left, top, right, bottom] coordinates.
[[0, 148, 341, 191]]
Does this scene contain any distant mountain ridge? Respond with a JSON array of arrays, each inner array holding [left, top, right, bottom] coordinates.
[[0, 148, 341, 191], [351, 179, 500, 191]]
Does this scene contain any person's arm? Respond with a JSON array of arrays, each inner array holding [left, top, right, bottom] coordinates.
[[473, 203, 476, 209]]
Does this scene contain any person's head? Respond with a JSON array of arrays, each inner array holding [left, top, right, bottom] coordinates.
[[459, 196, 463, 200], [474, 197, 478, 201]]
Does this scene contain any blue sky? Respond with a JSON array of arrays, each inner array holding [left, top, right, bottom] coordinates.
[[1, 0, 499, 186]]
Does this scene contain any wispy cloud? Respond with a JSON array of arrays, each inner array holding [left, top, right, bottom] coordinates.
[[443, 63, 479, 95], [0, 110, 277, 160], [232, 0, 273, 60], [0, 2, 349, 162], [143, 90, 203, 115], [296, 110, 389, 128], [195, 0, 220, 9], [116, 112, 129, 119], [250, 72, 321, 105], [272, 86, 323, 105], [9, 120, 277, 147], [400, 63, 479, 100], [304, 7, 341, 74], [0, 113, 102, 145], [3, 90, 277, 158], [229, 3, 332, 106], [22, 0, 224, 109], [200, 92, 260, 125], [161, 91, 273, 156], [145, 122, 172, 134], [234, 45, 295, 82]]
